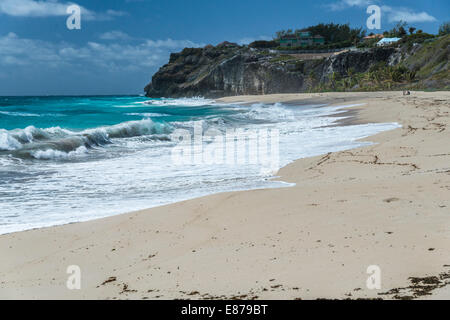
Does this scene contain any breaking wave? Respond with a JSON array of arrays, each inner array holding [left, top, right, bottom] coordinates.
[[0, 118, 173, 160], [139, 97, 218, 107], [31, 146, 88, 160]]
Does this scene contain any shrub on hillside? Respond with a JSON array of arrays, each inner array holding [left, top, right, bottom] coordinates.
[[248, 40, 278, 49], [399, 33, 436, 45], [438, 22, 450, 36]]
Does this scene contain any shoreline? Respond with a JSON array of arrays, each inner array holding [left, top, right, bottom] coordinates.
[[0, 97, 381, 237], [1, 91, 449, 299]]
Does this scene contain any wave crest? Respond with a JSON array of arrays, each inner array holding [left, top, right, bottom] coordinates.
[[0, 119, 173, 160], [31, 146, 88, 160]]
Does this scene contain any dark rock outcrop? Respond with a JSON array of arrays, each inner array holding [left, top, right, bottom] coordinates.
[[145, 44, 318, 98], [320, 48, 396, 81]]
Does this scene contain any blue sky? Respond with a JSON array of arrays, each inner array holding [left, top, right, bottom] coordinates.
[[0, 0, 448, 95]]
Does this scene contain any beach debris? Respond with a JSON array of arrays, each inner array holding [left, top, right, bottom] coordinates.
[[120, 283, 137, 294], [378, 271, 450, 299], [98, 276, 117, 287]]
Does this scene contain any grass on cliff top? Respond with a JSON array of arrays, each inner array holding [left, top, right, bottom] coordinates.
[[308, 34, 449, 93], [403, 34, 449, 80]]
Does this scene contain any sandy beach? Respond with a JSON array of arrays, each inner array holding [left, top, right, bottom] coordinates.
[[0, 91, 449, 300]]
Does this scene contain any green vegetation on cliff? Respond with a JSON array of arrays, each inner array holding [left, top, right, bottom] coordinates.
[[312, 34, 449, 92], [145, 35, 449, 97]]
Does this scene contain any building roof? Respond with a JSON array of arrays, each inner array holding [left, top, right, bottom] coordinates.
[[364, 34, 384, 39], [377, 37, 401, 44]]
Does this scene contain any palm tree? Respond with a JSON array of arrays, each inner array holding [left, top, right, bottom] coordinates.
[[307, 71, 317, 92], [329, 72, 340, 90]]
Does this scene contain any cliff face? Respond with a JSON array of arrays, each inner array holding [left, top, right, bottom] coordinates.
[[145, 37, 449, 98], [145, 42, 314, 98]]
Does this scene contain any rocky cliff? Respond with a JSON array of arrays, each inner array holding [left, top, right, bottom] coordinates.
[[145, 36, 449, 98]]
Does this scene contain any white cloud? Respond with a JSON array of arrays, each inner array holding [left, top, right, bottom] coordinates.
[[96, 9, 128, 20], [0, 0, 126, 20], [327, 0, 373, 11], [145, 39, 204, 49], [0, 32, 63, 67], [0, 0, 88, 17], [105, 9, 128, 17], [99, 31, 132, 41], [381, 6, 437, 23], [0, 32, 204, 72], [326, 0, 436, 23]]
